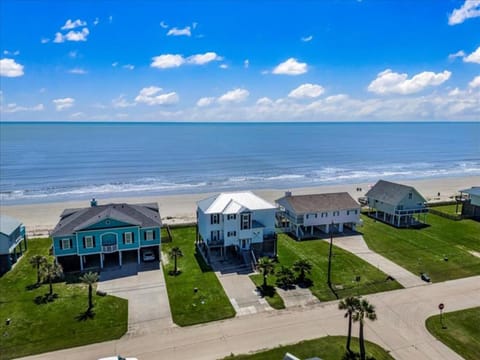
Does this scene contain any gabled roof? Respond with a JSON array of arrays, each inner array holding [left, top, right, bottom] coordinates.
[[365, 180, 426, 204], [51, 202, 161, 237], [197, 191, 275, 214], [0, 215, 23, 236], [276, 192, 359, 214], [460, 186, 480, 197]]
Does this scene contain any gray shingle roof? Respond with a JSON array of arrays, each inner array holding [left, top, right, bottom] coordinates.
[[276, 192, 359, 214], [365, 180, 426, 204], [51, 203, 161, 237], [0, 215, 22, 236]]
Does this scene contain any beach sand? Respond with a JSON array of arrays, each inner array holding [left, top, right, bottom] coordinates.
[[1, 176, 478, 237]]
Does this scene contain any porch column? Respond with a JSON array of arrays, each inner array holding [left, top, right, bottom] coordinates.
[[397, 215, 401, 227], [137, 249, 141, 264], [119, 251, 122, 266], [311, 226, 314, 235], [339, 223, 344, 232], [375, 210, 378, 218], [383, 212, 386, 221], [295, 226, 299, 238], [80, 255, 84, 271], [325, 224, 329, 233], [100, 253, 104, 269]]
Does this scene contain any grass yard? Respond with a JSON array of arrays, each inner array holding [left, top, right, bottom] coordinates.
[[426, 307, 480, 360], [162, 226, 235, 326], [429, 204, 462, 215], [0, 238, 127, 360], [361, 213, 480, 282], [248, 275, 285, 309], [252, 233, 402, 302], [222, 335, 394, 360]]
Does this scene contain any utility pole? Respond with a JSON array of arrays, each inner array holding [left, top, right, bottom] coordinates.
[[327, 221, 334, 287]]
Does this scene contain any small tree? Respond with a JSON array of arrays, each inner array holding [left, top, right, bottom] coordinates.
[[40, 260, 63, 297], [257, 257, 275, 288], [353, 298, 377, 360], [275, 266, 295, 289], [169, 247, 183, 275], [80, 272, 99, 312], [339, 296, 361, 354], [293, 258, 312, 284], [30, 255, 47, 285]]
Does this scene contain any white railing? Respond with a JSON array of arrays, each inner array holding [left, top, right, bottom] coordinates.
[[102, 244, 118, 253]]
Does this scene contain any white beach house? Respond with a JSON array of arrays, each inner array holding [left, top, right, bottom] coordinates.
[[458, 186, 480, 219], [276, 192, 360, 239], [196, 192, 277, 261]]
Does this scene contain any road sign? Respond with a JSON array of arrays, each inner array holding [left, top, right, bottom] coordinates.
[[439, 303, 444, 310]]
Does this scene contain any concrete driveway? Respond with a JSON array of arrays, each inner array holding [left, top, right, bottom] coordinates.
[[97, 262, 173, 336]]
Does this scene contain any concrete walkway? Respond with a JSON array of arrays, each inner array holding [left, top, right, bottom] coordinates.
[[328, 235, 427, 288], [276, 285, 320, 308], [97, 262, 173, 336], [21, 275, 480, 360]]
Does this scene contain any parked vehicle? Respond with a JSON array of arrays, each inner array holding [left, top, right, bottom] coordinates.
[[142, 250, 155, 262], [420, 273, 431, 282]]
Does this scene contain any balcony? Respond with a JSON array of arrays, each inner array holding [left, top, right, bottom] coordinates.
[[102, 244, 118, 253]]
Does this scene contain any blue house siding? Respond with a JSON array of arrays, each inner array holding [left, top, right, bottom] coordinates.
[[140, 227, 161, 247], [53, 236, 77, 256]]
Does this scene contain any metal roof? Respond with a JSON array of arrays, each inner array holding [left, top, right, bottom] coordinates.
[[0, 215, 23, 236], [460, 186, 480, 196], [365, 179, 426, 205], [51, 202, 161, 237], [197, 191, 276, 214], [276, 192, 359, 214]]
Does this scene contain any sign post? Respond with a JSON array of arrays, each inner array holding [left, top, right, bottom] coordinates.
[[438, 303, 446, 329]]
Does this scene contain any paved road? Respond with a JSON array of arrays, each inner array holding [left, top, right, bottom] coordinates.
[[329, 235, 427, 288], [20, 275, 480, 360]]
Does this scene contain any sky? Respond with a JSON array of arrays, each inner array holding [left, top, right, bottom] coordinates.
[[0, 0, 479, 122]]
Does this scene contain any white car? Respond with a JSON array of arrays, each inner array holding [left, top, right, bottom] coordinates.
[[142, 250, 156, 262]]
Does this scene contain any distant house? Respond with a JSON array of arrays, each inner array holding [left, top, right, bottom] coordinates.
[[0, 215, 27, 275], [365, 180, 428, 227], [276, 192, 360, 239], [196, 192, 277, 261], [459, 186, 480, 219], [51, 199, 161, 271]]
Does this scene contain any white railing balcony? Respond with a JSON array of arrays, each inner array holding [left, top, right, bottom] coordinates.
[[102, 244, 118, 253]]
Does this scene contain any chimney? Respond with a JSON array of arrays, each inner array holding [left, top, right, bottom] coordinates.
[[90, 198, 97, 207], [285, 191, 292, 197]]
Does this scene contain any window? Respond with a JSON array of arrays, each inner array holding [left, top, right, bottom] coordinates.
[[315, 214, 318, 218], [241, 213, 251, 230], [227, 214, 236, 220], [124, 232, 133, 244], [355, 210, 358, 214], [347, 210, 350, 215], [145, 230, 154, 241], [61, 238, 71, 250], [408, 192, 413, 199], [211, 230, 221, 241], [227, 231, 237, 237], [84, 235, 94, 248], [333, 211, 340, 217], [211, 214, 220, 224], [321, 212, 328, 218], [306, 214, 309, 219]]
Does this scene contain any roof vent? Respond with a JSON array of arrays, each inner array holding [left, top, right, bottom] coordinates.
[[285, 191, 292, 197], [90, 198, 97, 207]]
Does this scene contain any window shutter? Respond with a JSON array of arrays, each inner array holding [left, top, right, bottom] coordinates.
[[59, 239, 63, 250], [132, 233, 134, 242], [69, 239, 73, 248], [153, 231, 156, 239], [144, 231, 146, 240], [93, 236, 96, 247], [122, 233, 125, 244], [83, 237, 86, 248]]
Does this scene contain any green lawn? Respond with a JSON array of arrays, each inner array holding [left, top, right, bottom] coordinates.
[[251, 234, 402, 302], [0, 238, 127, 360], [429, 204, 462, 215], [222, 335, 394, 360], [426, 307, 480, 360], [361, 213, 480, 282], [248, 275, 285, 309], [162, 227, 235, 326]]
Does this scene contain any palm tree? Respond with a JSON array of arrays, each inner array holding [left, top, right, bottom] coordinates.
[[353, 298, 377, 360], [275, 266, 295, 289], [292, 258, 312, 283], [257, 257, 275, 288], [169, 247, 183, 275], [339, 296, 361, 354], [29, 255, 47, 285], [40, 260, 63, 296], [79, 272, 99, 312]]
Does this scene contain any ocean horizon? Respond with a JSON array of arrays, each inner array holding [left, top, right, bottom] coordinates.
[[1, 121, 479, 205]]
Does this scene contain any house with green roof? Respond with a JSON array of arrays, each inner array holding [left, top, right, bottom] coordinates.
[[0, 214, 27, 275], [51, 199, 161, 271], [365, 180, 428, 227]]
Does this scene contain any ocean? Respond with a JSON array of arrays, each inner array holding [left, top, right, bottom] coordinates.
[[0, 122, 479, 205]]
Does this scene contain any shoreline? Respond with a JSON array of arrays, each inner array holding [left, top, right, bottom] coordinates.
[[1, 175, 478, 237]]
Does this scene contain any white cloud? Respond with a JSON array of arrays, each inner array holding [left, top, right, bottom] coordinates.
[[244, 59, 249, 68], [256, 97, 274, 106], [196, 97, 215, 107], [160, 21, 169, 29], [2, 103, 44, 113], [187, 52, 222, 65], [272, 58, 308, 75], [288, 83, 325, 99], [151, 54, 185, 69], [68, 68, 87, 74], [167, 26, 191, 36], [464, 46, 480, 64], [219, 64, 228, 69], [61, 19, 87, 30], [368, 69, 451, 95], [93, 17, 99, 26], [54, 28, 89, 43], [3, 50, 20, 56], [301, 35, 313, 42], [108, 16, 113, 24], [41, 37, 50, 44], [448, 0, 480, 25], [53, 97, 75, 111], [448, 50, 466, 60], [112, 62, 119, 67], [68, 50, 78, 58], [123, 64, 135, 70], [192, 22, 198, 29], [135, 86, 179, 105], [0, 58, 24, 77], [112, 95, 136, 108], [469, 75, 480, 88], [218, 88, 249, 103]]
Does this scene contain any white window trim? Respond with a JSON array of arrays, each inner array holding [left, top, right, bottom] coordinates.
[[85, 236, 94, 248], [146, 230, 154, 241], [124, 232, 133, 244], [61, 238, 71, 250]]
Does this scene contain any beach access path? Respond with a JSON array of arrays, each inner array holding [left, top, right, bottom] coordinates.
[[20, 275, 480, 360], [328, 235, 427, 288]]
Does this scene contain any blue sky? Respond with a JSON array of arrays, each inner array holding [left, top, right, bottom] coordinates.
[[1, 0, 479, 121]]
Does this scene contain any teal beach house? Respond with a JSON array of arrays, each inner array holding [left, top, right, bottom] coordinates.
[[51, 199, 161, 271], [0, 215, 27, 275]]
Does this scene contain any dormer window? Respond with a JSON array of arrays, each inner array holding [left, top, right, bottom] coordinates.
[[408, 192, 413, 199], [241, 213, 251, 230]]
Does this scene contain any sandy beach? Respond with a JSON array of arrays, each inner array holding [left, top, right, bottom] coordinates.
[[1, 176, 478, 237]]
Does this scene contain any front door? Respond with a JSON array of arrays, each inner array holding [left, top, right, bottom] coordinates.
[[240, 238, 250, 250]]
